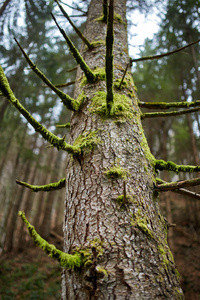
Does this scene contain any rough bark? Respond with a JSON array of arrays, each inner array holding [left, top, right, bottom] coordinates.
[[61, 0, 183, 299]]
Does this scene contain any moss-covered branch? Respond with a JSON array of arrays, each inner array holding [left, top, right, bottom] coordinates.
[[173, 188, 200, 200], [55, 0, 93, 49], [0, 66, 79, 153], [156, 178, 200, 200], [139, 100, 200, 109], [141, 107, 200, 119], [131, 38, 200, 63], [14, 38, 80, 111], [156, 177, 200, 191], [18, 211, 82, 268], [56, 122, 70, 128], [16, 177, 66, 192], [51, 13, 96, 83], [155, 160, 200, 173], [105, 0, 114, 112]]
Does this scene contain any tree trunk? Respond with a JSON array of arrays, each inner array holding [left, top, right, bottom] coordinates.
[[61, 0, 183, 299]]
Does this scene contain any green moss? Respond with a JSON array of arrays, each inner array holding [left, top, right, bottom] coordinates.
[[77, 91, 86, 106], [90, 40, 105, 47], [0, 66, 78, 152], [18, 211, 82, 269], [104, 165, 129, 179], [94, 15, 105, 22], [134, 111, 156, 167], [56, 122, 70, 128], [79, 237, 104, 266], [115, 194, 134, 207], [131, 211, 154, 239], [90, 237, 104, 257], [96, 265, 108, 277], [114, 72, 137, 93], [114, 13, 126, 25], [155, 159, 200, 173], [90, 91, 135, 122], [80, 68, 105, 87], [72, 130, 100, 156], [16, 178, 66, 192], [175, 269, 180, 279], [114, 78, 129, 89], [137, 219, 154, 238], [174, 287, 184, 299]]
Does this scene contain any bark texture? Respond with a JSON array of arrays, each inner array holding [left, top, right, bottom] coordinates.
[[61, 0, 183, 299]]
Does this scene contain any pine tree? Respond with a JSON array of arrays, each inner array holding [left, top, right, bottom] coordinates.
[[2, 0, 200, 298]]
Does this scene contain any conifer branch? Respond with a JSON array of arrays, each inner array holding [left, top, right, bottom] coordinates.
[[103, 0, 108, 22], [16, 178, 66, 192], [56, 123, 70, 128], [131, 39, 200, 63], [155, 160, 200, 173], [0, 66, 79, 154], [18, 211, 82, 268], [141, 107, 200, 119], [139, 100, 200, 109], [156, 178, 200, 200], [55, 0, 93, 49], [42, 81, 75, 88], [156, 177, 200, 191], [106, 0, 114, 112], [51, 13, 96, 83], [59, 1, 87, 15], [14, 38, 79, 111], [173, 188, 200, 200]]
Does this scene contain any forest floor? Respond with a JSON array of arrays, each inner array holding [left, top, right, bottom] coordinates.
[[0, 245, 62, 299], [0, 196, 200, 300]]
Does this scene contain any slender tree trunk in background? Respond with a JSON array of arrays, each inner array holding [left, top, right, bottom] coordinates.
[[40, 150, 61, 239], [159, 120, 174, 252], [0, 98, 9, 125], [61, 0, 183, 298], [186, 113, 200, 166], [16, 138, 41, 250], [0, 120, 22, 178], [0, 125, 28, 252], [183, 87, 200, 226], [4, 161, 31, 252]]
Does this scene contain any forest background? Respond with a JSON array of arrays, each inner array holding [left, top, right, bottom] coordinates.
[[0, 0, 200, 299]]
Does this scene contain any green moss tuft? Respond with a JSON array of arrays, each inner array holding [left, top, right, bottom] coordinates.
[[114, 13, 126, 25], [94, 15, 105, 22], [115, 194, 134, 207], [16, 178, 66, 192], [18, 211, 82, 269], [96, 265, 108, 277], [90, 40, 106, 47], [131, 210, 154, 239], [80, 68, 105, 87], [72, 130, 100, 156], [90, 91, 135, 122], [104, 164, 129, 179]]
